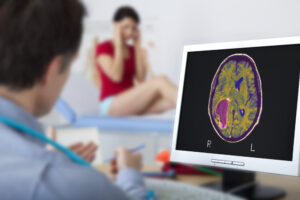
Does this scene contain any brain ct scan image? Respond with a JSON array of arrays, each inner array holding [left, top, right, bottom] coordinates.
[[208, 54, 263, 143]]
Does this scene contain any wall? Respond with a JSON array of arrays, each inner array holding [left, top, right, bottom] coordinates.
[[80, 0, 300, 84], [41, 0, 300, 123]]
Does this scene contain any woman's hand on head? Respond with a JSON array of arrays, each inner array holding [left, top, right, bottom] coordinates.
[[134, 28, 141, 47], [114, 24, 123, 47]]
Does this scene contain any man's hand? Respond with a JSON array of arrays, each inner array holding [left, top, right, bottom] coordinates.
[[134, 28, 141, 47], [110, 147, 143, 174], [46, 126, 98, 163], [69, 142, 98, 163]]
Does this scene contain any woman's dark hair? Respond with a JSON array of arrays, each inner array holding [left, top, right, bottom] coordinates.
[[113, 6, 140, 24], [0, 0, 86, 90]]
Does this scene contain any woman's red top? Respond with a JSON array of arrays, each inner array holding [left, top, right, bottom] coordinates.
[[96, 40, 136, 101]]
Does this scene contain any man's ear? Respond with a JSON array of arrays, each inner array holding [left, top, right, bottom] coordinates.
[[40, 56, 63, 86]]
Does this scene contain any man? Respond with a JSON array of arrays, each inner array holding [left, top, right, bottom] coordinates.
[[0, 0, 146, 199]]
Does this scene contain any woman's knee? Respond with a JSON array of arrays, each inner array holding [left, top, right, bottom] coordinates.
[[156, 75, 168, 82], [150, 75, 169, 87]]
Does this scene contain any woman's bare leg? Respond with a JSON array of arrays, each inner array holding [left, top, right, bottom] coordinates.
[[151, 75, 178, 105], [108, 75, 178, 116], [143, 97, 175, 114]]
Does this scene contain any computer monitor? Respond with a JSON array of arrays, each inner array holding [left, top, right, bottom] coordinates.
[[171, 37, 300, 177]]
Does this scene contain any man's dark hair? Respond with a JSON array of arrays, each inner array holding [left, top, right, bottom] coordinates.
[[0, 0, 86, 90], [113, 6, 140, 24]]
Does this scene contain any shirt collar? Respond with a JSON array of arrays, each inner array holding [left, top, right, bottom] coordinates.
[[0, 96, 45, 144]]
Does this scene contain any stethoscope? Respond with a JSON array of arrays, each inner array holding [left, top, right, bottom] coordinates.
[[0, 114, 91, 167]]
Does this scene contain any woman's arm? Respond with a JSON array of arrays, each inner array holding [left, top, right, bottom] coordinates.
[[134, 29, 147, 83], [97, 25, 124, 83]]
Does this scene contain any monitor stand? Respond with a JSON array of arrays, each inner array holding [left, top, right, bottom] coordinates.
[[203, 169, 286, 200]]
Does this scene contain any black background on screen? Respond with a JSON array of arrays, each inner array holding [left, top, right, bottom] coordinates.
[[176, 44, 300, 161]]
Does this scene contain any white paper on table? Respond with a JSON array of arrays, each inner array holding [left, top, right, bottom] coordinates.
[[56, 127, 102, 165]]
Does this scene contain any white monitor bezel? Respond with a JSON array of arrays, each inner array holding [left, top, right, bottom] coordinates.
[[171, 36, 300, 176]]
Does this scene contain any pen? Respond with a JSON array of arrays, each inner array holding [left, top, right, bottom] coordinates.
[[104, 143, 146, 163]]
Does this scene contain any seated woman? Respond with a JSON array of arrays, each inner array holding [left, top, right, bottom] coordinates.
[[96, 6, 178, 116]]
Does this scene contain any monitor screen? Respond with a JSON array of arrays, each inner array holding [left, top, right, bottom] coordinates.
[[175, 44, 300, 161]]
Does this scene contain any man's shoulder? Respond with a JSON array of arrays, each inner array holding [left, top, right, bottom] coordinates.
[[0, 124, 122, 199], [0, 123, 49, 158], [0, 153, 49, 200], [0, 152, 110, 200]]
